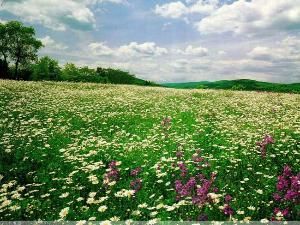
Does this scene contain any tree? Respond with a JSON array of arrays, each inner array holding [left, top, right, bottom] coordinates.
[[4, 21, 42, 80], [61, 63, 81, 81], [0, 22, 9, 78], [32, 56, 61, 81], [197, 84, 207, 89], [231, 84, 246, 91]]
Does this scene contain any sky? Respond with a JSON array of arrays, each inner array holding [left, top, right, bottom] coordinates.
[[1, 0, 300, 83]]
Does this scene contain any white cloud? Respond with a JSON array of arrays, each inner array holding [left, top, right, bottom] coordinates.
[[82, 42, 211, 81], [196, 0, 300, 35], [154, 0, 218, 19], [88, 42, 210, 59], [1, 0, 95, 31], [189, 0, 219, 14], [86, 0, 127, 4], [80, 38, 300, 83], [81, 37, 300, 83], [0, 0, 126, 31], [248, 36, 300, 62], [280, 36, 300, 49], [39, 36, 68, 50], [88, 42, 168, 58], [118, 42, 168, 57], [247, 46, 274, 61], [218, 50, 226, 56], [88, 42, 116, 56], [155, 0, 300, 37], [185, 45, 208, 56], [179, 45, 208, 56], [155, 1, 188, 19]]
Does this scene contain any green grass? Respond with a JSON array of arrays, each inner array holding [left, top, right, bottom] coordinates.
[[162, 79, 300, 93], [0, 80, 299, 221]]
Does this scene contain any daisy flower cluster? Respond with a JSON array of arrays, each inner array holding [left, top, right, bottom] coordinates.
[[0, 80, 299, 221]]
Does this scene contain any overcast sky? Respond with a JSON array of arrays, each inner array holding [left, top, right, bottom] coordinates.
[[1, 0, 300, 83]]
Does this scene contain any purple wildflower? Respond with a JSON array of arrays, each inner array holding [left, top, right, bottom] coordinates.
[[178, 162, 188, 177], [277, 175, 290, 191], [273, 193, 281, 201], [256, 134, 275, 158], [175, 177, 196, 199], [284, 190, 298, 201], [192, 178, 213, 205], [104, 160, 120, 184], [130, 167, 141, 177], [109, 160, 117, 168], [272, 165, 300, 220], [224, 204, 234, 215], [130, 178, 142, 192], [213, 187, 219, 193], [225, 194, 232, 203], [283, 165, 292, 177]]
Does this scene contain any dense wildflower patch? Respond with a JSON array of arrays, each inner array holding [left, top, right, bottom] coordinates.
[[0, 80, 299, 221]]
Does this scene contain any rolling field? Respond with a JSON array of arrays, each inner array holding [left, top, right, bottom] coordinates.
[[0, 80, 299, 222]]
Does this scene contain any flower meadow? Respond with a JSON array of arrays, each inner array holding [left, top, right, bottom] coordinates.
[[0, 80, 299, 222]]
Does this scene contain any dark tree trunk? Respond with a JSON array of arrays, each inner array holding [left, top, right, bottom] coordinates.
[[15, 59, 19, 80], [0, 51, 8, 78], [0, 57, 9, 79]]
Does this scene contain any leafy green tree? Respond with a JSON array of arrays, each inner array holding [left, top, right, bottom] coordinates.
[[197, 84, 207, 89], [0, 22, 9, 78], [231, 84, 246, 91], [4, 21, 42, 80], [31, 56, 61, 81], [78, 66, 102, 82], [61, 63, 81, 81]]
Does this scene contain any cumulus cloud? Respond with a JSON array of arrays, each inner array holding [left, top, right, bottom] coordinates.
[[280, 36, 300, 51], [248, 36, 300, 62], [78, 37, 300, 83], [88, 42, 115, 56], [81, 42, 212, 81], [176, 45, 208, 56], [154, 0, 219, 19], [88, 42, 210, 60], [86, 0, 127, 4], [155, 1, 188, 19], [155, 0, 300, 37], [184, 45, 208, 56], [4, 0, 298, 83], [189, 0, 219, 14], [196, 0, 300, 35], [39, 36, 68, 50], [0, 0, 126, 31], [118, 42, 168, 57], [247, 46, 274, 61], [88, 42, 168, 58], [1, 0, 95, 31]]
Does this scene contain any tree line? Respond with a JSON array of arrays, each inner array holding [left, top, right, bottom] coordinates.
[[0, 21, 155, 86]]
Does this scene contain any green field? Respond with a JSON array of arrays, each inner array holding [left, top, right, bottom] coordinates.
[[0, 80, 299, 221], [163, 79, 300, 93]]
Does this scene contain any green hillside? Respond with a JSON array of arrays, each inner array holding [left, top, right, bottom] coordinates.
[[163, 79, 300, 93]]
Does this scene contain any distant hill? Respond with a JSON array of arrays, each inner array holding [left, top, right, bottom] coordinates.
[[162, 79, 300, 93]]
